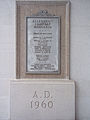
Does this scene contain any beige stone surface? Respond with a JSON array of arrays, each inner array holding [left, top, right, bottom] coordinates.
[[16, 1, 70, 79]]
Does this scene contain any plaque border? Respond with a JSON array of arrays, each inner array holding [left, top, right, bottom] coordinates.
[[26, 16, 60, 74], [16, 1, 70, 79]]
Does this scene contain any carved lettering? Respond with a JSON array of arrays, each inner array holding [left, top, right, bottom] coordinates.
[[30, 90, 54, 109], [44, 91, 50, 98], [33, 91, 38, 98]]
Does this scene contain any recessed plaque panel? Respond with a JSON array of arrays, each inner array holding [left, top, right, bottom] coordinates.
[[16, 1, 70, 78], [26, 16, 60, 74]]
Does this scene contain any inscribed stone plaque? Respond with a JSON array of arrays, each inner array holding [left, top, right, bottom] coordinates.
[[26, 14, 60, 74]]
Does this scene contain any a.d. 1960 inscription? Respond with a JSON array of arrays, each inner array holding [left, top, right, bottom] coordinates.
[[30, 91, 53, 109], [26, 15, 60, 74]]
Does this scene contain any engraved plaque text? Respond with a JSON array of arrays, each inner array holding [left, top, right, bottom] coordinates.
[[26, 15, 60, 74]]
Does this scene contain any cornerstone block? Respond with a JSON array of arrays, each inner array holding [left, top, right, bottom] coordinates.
[[10, 80, 75, 120]]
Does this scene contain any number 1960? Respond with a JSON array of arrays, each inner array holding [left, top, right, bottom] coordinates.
[[30, 100, 53, 109]]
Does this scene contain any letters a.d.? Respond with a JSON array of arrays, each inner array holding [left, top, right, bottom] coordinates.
[[32, 91, 52, 98]]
